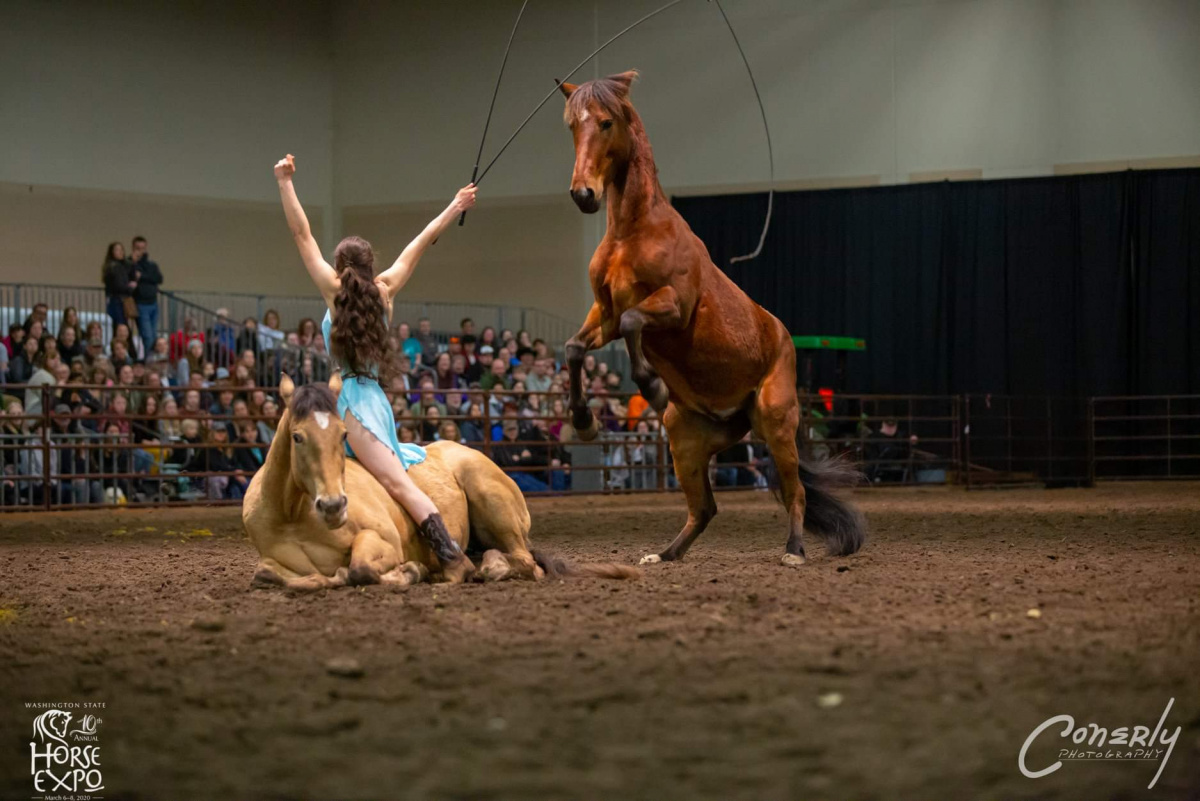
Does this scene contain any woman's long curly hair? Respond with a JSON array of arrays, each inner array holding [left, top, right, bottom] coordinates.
[[330, 236, 390, 381]]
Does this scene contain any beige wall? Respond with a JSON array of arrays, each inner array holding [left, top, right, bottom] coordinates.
[[4, 0, 1198, 319], [0, 182, 319, 296], [341, 196, 591, 323]]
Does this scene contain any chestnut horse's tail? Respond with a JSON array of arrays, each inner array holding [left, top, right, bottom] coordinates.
[[532, 549, 642, 580], [797, 457, 867, 556]]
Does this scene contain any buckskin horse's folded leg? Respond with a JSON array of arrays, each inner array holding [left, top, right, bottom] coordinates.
[[347, 529, 402, 586], [640, 403, 748, 565], [619, 286, 685, 413], [565, 302, 616, 441], [251, 558, 349, 592], [380, 561, 429, 587]]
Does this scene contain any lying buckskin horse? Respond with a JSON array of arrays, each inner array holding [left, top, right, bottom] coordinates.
[[244, 375, 637, 589]]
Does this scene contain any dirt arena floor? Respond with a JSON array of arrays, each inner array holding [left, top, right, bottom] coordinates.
[[2, 483, 1199, 800]]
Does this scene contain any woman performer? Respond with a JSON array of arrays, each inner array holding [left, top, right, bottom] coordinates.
[[273, 154, 477, 580]]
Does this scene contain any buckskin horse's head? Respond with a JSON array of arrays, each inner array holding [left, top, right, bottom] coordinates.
[[559, 70, 639, 214], [279, 373, 349, 529]]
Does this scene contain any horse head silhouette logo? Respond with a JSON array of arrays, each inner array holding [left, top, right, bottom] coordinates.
[[32, 710, 72, 745]]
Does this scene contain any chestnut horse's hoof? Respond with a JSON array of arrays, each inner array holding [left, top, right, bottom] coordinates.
[[645, 377, 670, 412], [639, 553, 663, 565], [573, 411, 600, 442], [780, 553, 807, 568]]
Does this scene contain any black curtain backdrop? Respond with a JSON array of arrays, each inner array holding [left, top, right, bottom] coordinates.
[[673, 168, 1199, 396]]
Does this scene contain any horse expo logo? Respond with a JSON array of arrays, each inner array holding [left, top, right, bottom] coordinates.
[[1019, 698, 1181, 790], [27, 702, 105, 799]]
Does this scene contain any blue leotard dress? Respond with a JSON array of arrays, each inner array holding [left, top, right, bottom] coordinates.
[[322, 310, 426, 469]]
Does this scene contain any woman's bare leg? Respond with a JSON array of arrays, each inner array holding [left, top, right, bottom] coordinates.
[[345, 413, 474, 580]]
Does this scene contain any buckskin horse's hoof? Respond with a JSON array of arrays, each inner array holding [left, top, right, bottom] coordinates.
[[639, 553, 663, 565], [780, 553, 807, 568]]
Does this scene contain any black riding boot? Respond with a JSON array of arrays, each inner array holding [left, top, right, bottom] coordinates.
[[418, 512, 464, 565]]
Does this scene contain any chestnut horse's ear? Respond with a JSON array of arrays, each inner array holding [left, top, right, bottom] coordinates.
[[279, 374, 295, 407], [556, 78, 577, 98], [328, 371, 342, 400], [608, 70, 638, 95]]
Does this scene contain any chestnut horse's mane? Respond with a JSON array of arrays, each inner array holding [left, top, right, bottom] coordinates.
[[563, 74, 637, 126]]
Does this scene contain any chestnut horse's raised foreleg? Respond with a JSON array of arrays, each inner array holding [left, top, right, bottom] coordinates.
[[618, 286, 684, 413], [565, 302, 617, 442], [640, 403, 748, 565]]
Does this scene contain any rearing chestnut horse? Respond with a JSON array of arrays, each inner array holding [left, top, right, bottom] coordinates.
[[559, 71, 866, 567]]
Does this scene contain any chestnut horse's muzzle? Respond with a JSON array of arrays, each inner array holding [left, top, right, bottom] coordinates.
[[571, 187, 601, 214]]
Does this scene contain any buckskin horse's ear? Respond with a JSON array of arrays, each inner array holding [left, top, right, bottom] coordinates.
[[609, 70, 638, 95], [279, 374, 295, 407], [329, 371, 342, 400], [556, 79, 577, 98]]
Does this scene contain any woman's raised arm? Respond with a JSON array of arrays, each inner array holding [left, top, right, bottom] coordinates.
[[377, 184, 477, 300], [275, 155, 338, 304]]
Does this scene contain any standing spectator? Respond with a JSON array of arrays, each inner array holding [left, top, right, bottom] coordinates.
[[101, 242, 136, 329], [129, 236, 163, 355], [460, 317, 475, 339], [414, 318, 439, 367]]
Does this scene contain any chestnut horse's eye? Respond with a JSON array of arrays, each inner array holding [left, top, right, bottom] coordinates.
[[600, 119, 613, 131], [292, 433, 303, 445], [341, 432, 348, 443]]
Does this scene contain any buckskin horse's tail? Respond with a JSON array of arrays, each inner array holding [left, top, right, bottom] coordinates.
[[796, 456, 867, 556], [532, 549, 642, 580]]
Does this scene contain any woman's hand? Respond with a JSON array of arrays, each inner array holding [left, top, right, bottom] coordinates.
[[274, 154, 296, 182], [451, 184, 478, 214]]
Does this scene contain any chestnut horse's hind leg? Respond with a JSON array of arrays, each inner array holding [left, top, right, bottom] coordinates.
[[565, 302, 617, 442], [619, 286, 684, 413], [640, 403, 748, 565], [750, 346, 809, 567]]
